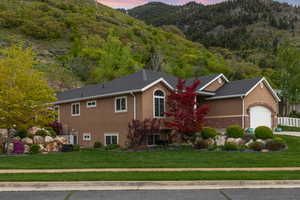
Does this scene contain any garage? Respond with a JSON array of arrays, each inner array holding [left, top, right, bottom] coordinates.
[[250, 106, 272, 129]]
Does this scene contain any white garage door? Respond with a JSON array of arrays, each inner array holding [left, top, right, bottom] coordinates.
[[250, 106, 272, 129]]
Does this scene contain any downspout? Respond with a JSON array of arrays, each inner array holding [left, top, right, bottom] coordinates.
[[130, 92, 137, 120], [241, 96, 245, 129]]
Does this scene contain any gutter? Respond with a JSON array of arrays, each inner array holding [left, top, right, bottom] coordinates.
[[130, 92, 137, 120], [206, 94, 245, 100]]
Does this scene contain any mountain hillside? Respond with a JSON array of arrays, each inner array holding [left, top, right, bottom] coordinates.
[[129, 0, 300, 70], [0, 0, 258, 91]]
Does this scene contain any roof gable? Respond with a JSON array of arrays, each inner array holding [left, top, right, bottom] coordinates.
[[207, 77, 280, 102]]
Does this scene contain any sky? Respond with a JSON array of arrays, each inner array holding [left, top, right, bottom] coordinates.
[[97, 0, 300, 9]]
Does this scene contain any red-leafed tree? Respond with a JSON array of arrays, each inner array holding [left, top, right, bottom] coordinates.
[[127, 118, 161, 148], [165, 79, 210, 142]]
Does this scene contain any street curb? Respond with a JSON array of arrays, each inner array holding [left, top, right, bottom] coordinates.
[[2, 167, 300, 173], [1, 180, 300, 191]]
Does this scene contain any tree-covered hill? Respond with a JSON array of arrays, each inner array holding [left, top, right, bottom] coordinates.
[[128, 0, 300, 70], [0, 0, 263, 91]]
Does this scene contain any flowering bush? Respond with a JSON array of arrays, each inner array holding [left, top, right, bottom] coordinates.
[[13, 141, 24, 154]]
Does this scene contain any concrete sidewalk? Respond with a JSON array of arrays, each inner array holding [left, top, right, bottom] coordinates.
[[275, 131, 300, 137], [1, 167, 300, 173], [1, 180, 300, 191]]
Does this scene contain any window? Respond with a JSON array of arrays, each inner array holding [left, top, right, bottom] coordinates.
[[83, 133, 91, 141], [105, 134, 119, 145], [115, 96, 127, 112], [154, 89, 165, 118], [147, 135, 160, 145], [71, 103, 80, 116], [87, 101, 97, 108]]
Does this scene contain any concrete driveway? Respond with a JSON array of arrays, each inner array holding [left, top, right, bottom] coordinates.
[[1, 189, 300, 200]]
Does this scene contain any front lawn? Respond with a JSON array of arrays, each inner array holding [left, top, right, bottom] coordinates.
[[0, 135, 299, 169], [1, 171, 300, 182]]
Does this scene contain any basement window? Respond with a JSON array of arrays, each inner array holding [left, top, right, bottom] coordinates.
[[83, 133, 91, 141], [87, 101, 97, 108]]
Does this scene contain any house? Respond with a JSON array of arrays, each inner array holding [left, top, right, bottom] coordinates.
[[55, 70, 280, 147]]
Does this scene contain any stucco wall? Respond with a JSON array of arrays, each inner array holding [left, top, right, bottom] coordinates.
[[203, 77, 226, 92], [58, 82, 172, 147], [203, 97, 243, 128], [244, 81, 278, 128]]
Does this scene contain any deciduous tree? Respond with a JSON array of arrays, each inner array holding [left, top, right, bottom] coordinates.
[[165, 79, 210, 142], [0, 45, 57, 129]]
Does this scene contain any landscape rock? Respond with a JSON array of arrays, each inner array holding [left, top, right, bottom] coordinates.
[[24, 144, 30, 153], [207, 138, 215, 146], [54, 136, 68, 145], [245, 139, 254, 147], [44, 136, 54, 144], [7, 143, 14, 153], [0, 129, 8, 137], [235, 138, 244, 145], [39, 144, 47, 152], [256, 139, 266, 144], [12, 136, 21, 141], [261, 149, 269, 153], [28, 127, 41, 135], [33, 136, 44, 144], [227, 138, 244, 145], [215, 136, 226, 146], [22, 137, 33, 145], [46, 142, 59, 152]]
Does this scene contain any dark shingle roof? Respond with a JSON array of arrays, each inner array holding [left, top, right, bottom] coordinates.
[[56, 70, 219, 103], [212, 78, 262, 98]]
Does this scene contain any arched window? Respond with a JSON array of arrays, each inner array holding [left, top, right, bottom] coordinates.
[[154, 89, 165, 118]]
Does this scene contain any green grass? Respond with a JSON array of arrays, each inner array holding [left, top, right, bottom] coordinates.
[[0, 135, 299, 169], [278, 125, 300, 132], [1, 171, 300, 182]]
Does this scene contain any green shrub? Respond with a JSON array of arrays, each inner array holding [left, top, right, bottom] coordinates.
[[223, 142, 238, 151], [44, 127, 57, 137], [30, 144, 40, 154], [93, 141, 102, 148], [35, 129, 49, 137], [226, 125, 244, 138], [15, 128, 28, 139], [249, 142, 264, 151], [278, 125, 300, 132], [105, 144, 120, 150], [201, 127, 218, 139], [255, 126, 273, 139], [73, 145, 80, 151], [265, 137, 286, 151]]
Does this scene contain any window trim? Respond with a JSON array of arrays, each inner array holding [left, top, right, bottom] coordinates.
[[153, 89, 166, 118], [86, 100, 97, 108], [71, 103, 80, 116], [115, 96, 127, 113], [104, 133, 119, 146], [83, 133, 91, 141]]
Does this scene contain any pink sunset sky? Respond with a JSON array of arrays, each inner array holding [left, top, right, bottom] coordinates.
[[97, 0, 298, 9]]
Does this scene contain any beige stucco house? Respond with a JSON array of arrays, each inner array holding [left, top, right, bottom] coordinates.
[[55, 70, 280, 147]]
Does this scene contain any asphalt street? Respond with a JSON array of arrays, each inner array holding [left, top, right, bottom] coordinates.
[[1, 189, 300, 200]]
